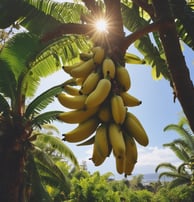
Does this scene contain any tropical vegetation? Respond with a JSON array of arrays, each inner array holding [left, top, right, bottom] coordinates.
[[0, 0, 194, 201], [156, 117, 194, 189]]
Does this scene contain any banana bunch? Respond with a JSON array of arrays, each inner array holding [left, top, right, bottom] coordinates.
[[56, 46, 149, 177]]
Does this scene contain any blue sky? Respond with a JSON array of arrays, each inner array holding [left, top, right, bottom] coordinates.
[[35, 42, 194, 180]]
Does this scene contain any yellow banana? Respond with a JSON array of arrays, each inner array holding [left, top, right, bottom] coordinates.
[[57, 92, 86, 109], [80, 52, 93, 61], [91, 141, 106, 166], [75, 77, 86, 86], [115, 156, 124, 174], [62, 117, 99, 142], [79, 72, 101, 95], [85, 78, 111, 108], [92, 46, 105, 64], [62, 61, 84, 74], [116, 66, 131, 91], [111, 95, 126, 124], [77, 135, 95, 146], [102, 58, 116, 79], [97, 104, 112, 122], [108, 123, 126, 160], [57, 107, 99, 124], [124, 52, 145, 64], [120, 92, 142, 107], [124, 112, 149, 146], [71, 58, 95, 78], [64, 85, 80, 96], [123, 135, 138, 176], [94, 124, 110, 158]]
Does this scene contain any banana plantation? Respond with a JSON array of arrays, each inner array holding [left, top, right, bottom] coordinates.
[[0, 0, 194, 201]]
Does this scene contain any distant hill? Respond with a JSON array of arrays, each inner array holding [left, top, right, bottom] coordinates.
[[142, 173, 172, 184]]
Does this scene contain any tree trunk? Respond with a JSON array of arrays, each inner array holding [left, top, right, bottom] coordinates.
[[152, 0, 194, 132], [0, 149, 25, 202]]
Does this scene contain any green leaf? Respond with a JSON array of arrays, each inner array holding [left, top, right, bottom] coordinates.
[[31, 110, 63, 127], [20, 0, 87, 36], [32, 146, 71, 193], [155, 163, 177, 173], [0, 32, 41, 82], [25, 84, 64, 118], [23, 35, 91, 97], [169, 177, 190, 189], [121, 3, 170, 80], [164, 124, 194, 150], [35, 133, 79, 167], [26, 153, 53, 202], [0, 94, 10, 115], [151, 66, 163, 80], [170, 0, 194, 49], [0, 59, 17, 101]]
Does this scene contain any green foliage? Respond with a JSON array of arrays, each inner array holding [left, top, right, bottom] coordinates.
[[25, 83, 64, 118], [121, 3, 170, 80], [153, 184, 194, 202], [169, 0, 194, 50], [0, 32, 41, 81], [0, 59, 17, 101], [31, 130, 80, 201], [156, 117, 194, 188], [69, 171, 120, 202]]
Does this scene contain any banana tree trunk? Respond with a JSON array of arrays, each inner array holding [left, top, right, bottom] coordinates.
[[0, 148, 26, 202]]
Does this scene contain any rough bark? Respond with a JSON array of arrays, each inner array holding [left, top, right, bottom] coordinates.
[[0, 149, 25, 202], [152, 0, 194, 132]]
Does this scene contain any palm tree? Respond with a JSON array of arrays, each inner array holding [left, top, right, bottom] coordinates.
[[155, 117, 194, 188], [0, 1, 91, 201], [30, 124, 79, 201]]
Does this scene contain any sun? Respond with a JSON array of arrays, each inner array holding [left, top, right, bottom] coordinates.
[[95, 19, 108, 32]]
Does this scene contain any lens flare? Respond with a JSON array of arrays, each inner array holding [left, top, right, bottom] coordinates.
[[95, 19, 108, 32]]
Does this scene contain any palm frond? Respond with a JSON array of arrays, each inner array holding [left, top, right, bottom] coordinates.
[[0, 32, 41, 82], [169, 177, 190, 189], [0, 59, 17, 101], [158, 171, 189, 181], [26, 153, 53, 202], [177, 162, 190, 174], [170, 139, 192, 156], [31, 111, 63, 127], [32, 148, 70, 194], [35, 162, 70, 195], [155, 163, 177, 173], [164, 124, 194, 150], [24, 35, 91, 97], [121, 3, 170, 80], [25, 0, 87, 23], [19, 0, 87, 36], [32, 35, 91, 67], [25, 83, 64, 118], [175, 19, 193, 49], [169, 0, 194, 49], [0, 94, 10, 116], [35, 134, 79, 167], [37, 172, 70, 195], [178, 116, 188, 127], [163, 142, 190, 161]]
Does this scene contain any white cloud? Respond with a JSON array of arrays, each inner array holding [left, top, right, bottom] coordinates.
[[132, 146, 181, 174], [137, 146, 181, 167]]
